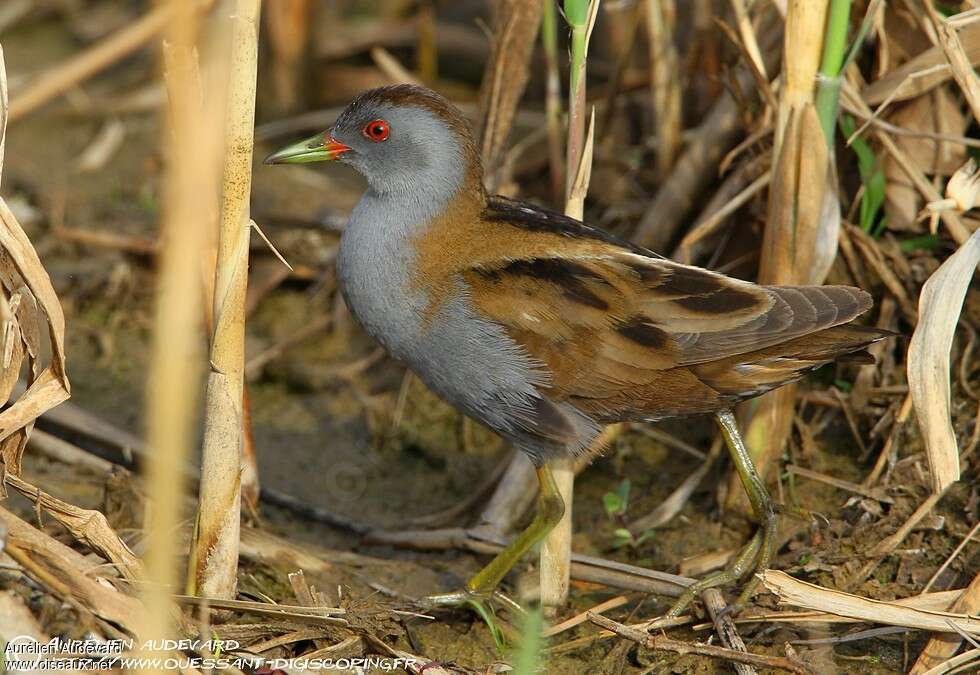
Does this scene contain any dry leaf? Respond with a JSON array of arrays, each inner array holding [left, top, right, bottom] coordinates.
[[864, 19, 980, 105], [0, 505, 143, 633], [4, 473, 143, 581], [0, 55, 70, 475], [895, 91, 966, 176], [907, 228, 979, 492], [0, 200, 70, 473], [884, 92, 967, 231]]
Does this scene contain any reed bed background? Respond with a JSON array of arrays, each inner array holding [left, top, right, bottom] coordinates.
[[0, 1, 978, 673]]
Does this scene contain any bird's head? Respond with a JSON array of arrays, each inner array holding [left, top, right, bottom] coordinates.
[[265, 85, 482, 200]]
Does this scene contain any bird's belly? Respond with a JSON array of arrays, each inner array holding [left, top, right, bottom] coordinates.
[[339, 263, 544, 436]]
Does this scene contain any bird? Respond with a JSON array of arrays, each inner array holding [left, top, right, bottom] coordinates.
[[266, 84, 890, 615]]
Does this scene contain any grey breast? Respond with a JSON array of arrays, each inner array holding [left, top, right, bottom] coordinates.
[[336, 191, 554, 448]]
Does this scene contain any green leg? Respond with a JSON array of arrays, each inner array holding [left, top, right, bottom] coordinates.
[[666, 410, 778, 617], [426, 465, 566, 607]]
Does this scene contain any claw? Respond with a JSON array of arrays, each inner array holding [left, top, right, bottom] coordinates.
[[418, 587, 525, 650], [774, 502, 827, 525], [713, 600, 743, 619]]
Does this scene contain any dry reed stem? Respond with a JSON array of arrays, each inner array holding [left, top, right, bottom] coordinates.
[[760, 570, 980, 636], [140, 1, 222, 665], [163, 40, 261, 512], [543, 109, 597, 613], [924, 520, 980, 594], [188, 0, 262, 600], [729, 0, 767, 80], [370, 46, 421, 85], [589, 611, 815, 674], [540, 595, 628, 638], [868, 490, 947, 557], [628, 435, 723, 532], [674, 169, 772, 262], [733, 0, 836, 513], [541, 0, 600, 613], [0, 505, 143, 634], [725, 590, 963, 625], [787, 464, 892, 503], [476, 0, 545, 189], [841, 74, 973, 245], [471, 453, 539, 538], [3, 472, 142, 581], [7, 1, 212, 123], [0, 45, 5, 187], [702, 588, 758, 675], [922, 649, 980, 675], [912, 570, 980, 673], [927, 15, 980, 129], [264, 0, 312, 113], [777, 0, 828, 140], [645, 0, 680, 176], [846, 486, 946, 599]]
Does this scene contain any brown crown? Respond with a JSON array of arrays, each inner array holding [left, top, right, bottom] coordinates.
[[342, 85, 484, 187]]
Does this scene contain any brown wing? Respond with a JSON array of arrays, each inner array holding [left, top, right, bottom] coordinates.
[[462, 249, 876, 419]]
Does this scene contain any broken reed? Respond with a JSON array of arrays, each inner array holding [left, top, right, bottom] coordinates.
[[735, 0, 847, 512], [187, 0, 262, 600]]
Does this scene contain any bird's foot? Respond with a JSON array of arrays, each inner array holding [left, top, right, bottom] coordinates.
[[774, 502, 827, 526], [421, 586, 523, 614], [418, 588, 522, 649], [665, 530, 764, 619]]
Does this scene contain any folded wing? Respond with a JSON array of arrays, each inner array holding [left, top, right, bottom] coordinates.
[[463, 245, 878, 420]]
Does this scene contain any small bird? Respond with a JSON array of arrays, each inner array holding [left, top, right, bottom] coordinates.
[[267, 84, 889, 614]]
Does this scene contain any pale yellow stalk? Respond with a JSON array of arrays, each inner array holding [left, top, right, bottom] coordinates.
[[140, 0, 219, 667], [187, 0, 262, 599], [542, 0, 600, 614], [730, 0, 835, 514], [645, 0, 680, 176]]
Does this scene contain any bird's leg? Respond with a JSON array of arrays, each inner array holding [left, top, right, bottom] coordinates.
[[665, 409, 777, 617], [424, 465, 565, 607]]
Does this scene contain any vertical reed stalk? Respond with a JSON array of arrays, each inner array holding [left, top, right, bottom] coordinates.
[[265, 0, 312, 113], [542, 0, 600, 614], [417, 0, 438, 82], [542, 0, 564, 204], [645, 0, 680, 177], [476, 0, 545, 190], [815, 0, 851, 144], [141, 0, 216, 665], [187, 0, 262, 599], [563, 0, 600, 209], [0, 45, 6, 188], [732, 0, 841, 514]]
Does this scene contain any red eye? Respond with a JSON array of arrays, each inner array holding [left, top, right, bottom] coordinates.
[[363, 119, 390, 142]]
